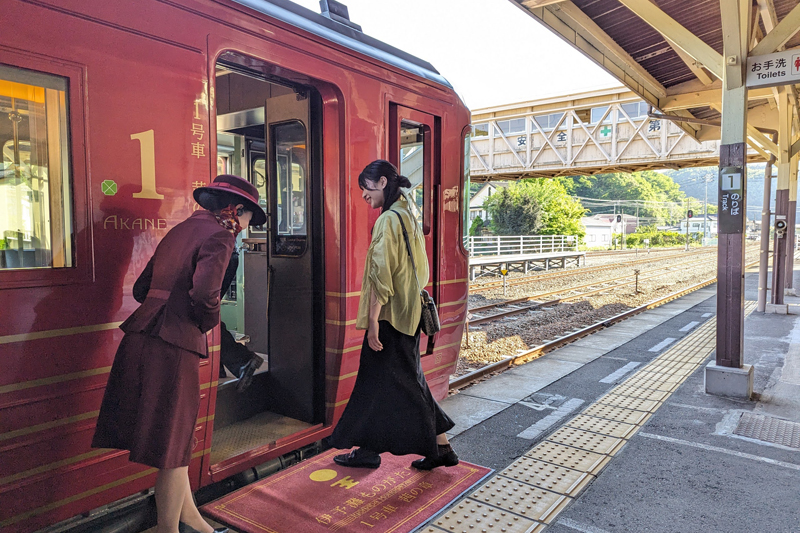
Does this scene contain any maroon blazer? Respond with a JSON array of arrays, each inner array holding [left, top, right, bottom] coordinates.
[[120, 210, 235, 357]]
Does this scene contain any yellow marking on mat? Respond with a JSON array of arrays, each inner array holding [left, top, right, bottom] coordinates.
[[428, 301, 758, 530], [196, 414, 215, 424], [0, 466, 157, 528], [0, 449, 108, 486], [440, 320, 466, 330], [0, 322, 123, 345], [325, 398, 350, 408], [0, 366, 112, 395], [208, 344, 221, 354], [0, 410, 99, 442]]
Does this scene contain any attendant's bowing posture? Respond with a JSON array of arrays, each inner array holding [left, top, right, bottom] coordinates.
[[92, 175, 266, 533]]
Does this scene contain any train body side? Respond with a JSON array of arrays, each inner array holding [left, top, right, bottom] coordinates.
[[0, 0, 469, 530]]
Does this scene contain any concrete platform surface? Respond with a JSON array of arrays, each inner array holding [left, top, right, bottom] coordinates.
[[439, 273, 800, 533]]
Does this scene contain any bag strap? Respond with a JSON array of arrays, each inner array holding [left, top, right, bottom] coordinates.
[[392, 210, 423, 296], [392, 210, 436, 352]]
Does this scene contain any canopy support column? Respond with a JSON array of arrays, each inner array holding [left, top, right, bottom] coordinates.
[[772, 89, 792, 303], [706, 0, 752, 399]]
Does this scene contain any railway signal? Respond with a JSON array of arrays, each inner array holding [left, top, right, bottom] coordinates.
[[501, 268, 508, 295]]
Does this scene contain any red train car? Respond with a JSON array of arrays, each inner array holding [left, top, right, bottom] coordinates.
[[0, 0, 471, 530]]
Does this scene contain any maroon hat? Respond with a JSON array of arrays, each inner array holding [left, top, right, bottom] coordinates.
[[193, 174, 267, 226]]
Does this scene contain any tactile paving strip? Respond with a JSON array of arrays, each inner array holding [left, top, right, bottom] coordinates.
[[524, 441, 610, 475], [546, 427, 626, 455], [597, 393, 660, 412], [566, 414, 638, 439], [581, 403, 652, 425], [429, 501, 545, 533], [500, 457, 594, 496], [471, 477, 570, 523], [425, 306, 760, 531], [608, 384, 670, 402]]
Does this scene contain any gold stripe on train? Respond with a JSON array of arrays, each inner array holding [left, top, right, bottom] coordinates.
[[0, 366, 112, 395], [0, 410, 100, 442], [324, 291, 361, 298], [436, 278, 468, 286], [0, 466, 157, 528], [0, 322, 124, 345], [0, 449, 108, 487], [0, 343, 219, 396], [325, 318, 358, 326], [439, 299, 468, 308], [325, 371, 359, 382]]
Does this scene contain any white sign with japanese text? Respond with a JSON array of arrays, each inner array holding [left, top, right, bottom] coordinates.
[[746, 48, 800, 89]]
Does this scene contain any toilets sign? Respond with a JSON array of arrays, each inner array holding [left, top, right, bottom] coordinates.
[[746, 49, 800, 89]]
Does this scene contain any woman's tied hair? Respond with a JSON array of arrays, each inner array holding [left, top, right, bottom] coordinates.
[[358, 159, 412, 213]]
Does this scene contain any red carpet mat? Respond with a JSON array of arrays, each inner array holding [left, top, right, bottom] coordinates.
[[202, 448, 492, 533]]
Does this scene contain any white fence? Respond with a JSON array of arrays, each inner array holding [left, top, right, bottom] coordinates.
[[466, 235, 578, 257]]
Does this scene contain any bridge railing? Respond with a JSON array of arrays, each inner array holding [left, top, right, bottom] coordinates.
[[466, 235, 578, 257]]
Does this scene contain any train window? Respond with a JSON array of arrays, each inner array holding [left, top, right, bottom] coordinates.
[[399, 121, 426, 228], [471, 124, 489, 137], [272, 120, 307, 255], [462, 130, 471, 248], [0, 65, 72, 270]]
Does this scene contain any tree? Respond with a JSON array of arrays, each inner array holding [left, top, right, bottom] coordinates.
[[469, 216, 485, 236], [485, 179, 586, 237]]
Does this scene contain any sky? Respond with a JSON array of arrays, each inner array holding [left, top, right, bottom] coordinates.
[[289, 0, 621, 110]]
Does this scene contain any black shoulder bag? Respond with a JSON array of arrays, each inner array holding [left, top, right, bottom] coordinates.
[[392, 211, 441, 337]]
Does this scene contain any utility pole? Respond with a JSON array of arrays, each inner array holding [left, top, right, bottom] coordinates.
[[703, 175, 710, 245]]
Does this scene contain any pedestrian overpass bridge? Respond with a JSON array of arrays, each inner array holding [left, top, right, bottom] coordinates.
[[469, 86, 774, 180]]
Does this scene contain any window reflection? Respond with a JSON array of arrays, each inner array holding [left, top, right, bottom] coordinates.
[[399, 122, 425, 226], [274, 121, 306, 236], [0, 65, 72, 270]]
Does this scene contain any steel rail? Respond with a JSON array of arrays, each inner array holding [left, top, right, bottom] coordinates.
[[469, 248, 720, 293], [449, 257, 763, 391]]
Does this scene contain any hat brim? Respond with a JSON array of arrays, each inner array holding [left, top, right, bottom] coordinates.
[[193, 187, 267, 227]]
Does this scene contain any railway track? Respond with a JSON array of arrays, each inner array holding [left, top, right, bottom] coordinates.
[[450, 256, 765, 392], [469, 248, 719, 293], [467, 257, 718, 325]]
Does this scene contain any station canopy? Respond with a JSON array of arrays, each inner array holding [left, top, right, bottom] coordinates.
[[512, 0, 800, 161]]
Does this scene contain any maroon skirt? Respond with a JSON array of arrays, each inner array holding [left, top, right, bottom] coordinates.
[[92, 332, 200, 469]]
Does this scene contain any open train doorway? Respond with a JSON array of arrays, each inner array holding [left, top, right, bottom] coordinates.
[[210, 55, 324, 470]]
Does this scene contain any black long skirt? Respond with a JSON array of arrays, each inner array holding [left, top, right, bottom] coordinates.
[[329, 320, 455, 458]]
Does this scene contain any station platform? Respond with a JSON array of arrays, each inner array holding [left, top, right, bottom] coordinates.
[[469, 251, 585, 280], [436, 269, 800, 532], [194, 268, 799, 533]]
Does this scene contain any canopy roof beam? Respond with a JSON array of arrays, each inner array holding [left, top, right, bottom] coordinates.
[[750, 3, 800, 55], [616, 0, 724, 80], [518, 1, 667, 102]]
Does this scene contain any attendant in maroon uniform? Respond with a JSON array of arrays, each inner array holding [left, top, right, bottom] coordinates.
[[92, 175, 266, 533]]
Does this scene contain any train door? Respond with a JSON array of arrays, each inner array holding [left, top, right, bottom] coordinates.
[[211, 62, 323, 472], [390, 105, 439, 351]]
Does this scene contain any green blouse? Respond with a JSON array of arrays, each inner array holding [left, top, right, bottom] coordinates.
[[356, 194, 429, 337]]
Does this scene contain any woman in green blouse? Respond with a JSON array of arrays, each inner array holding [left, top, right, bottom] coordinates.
[[329, 160, 458, 470]]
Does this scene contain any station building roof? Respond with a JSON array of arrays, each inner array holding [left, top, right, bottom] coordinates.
[[511, 0, 800, 159]]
